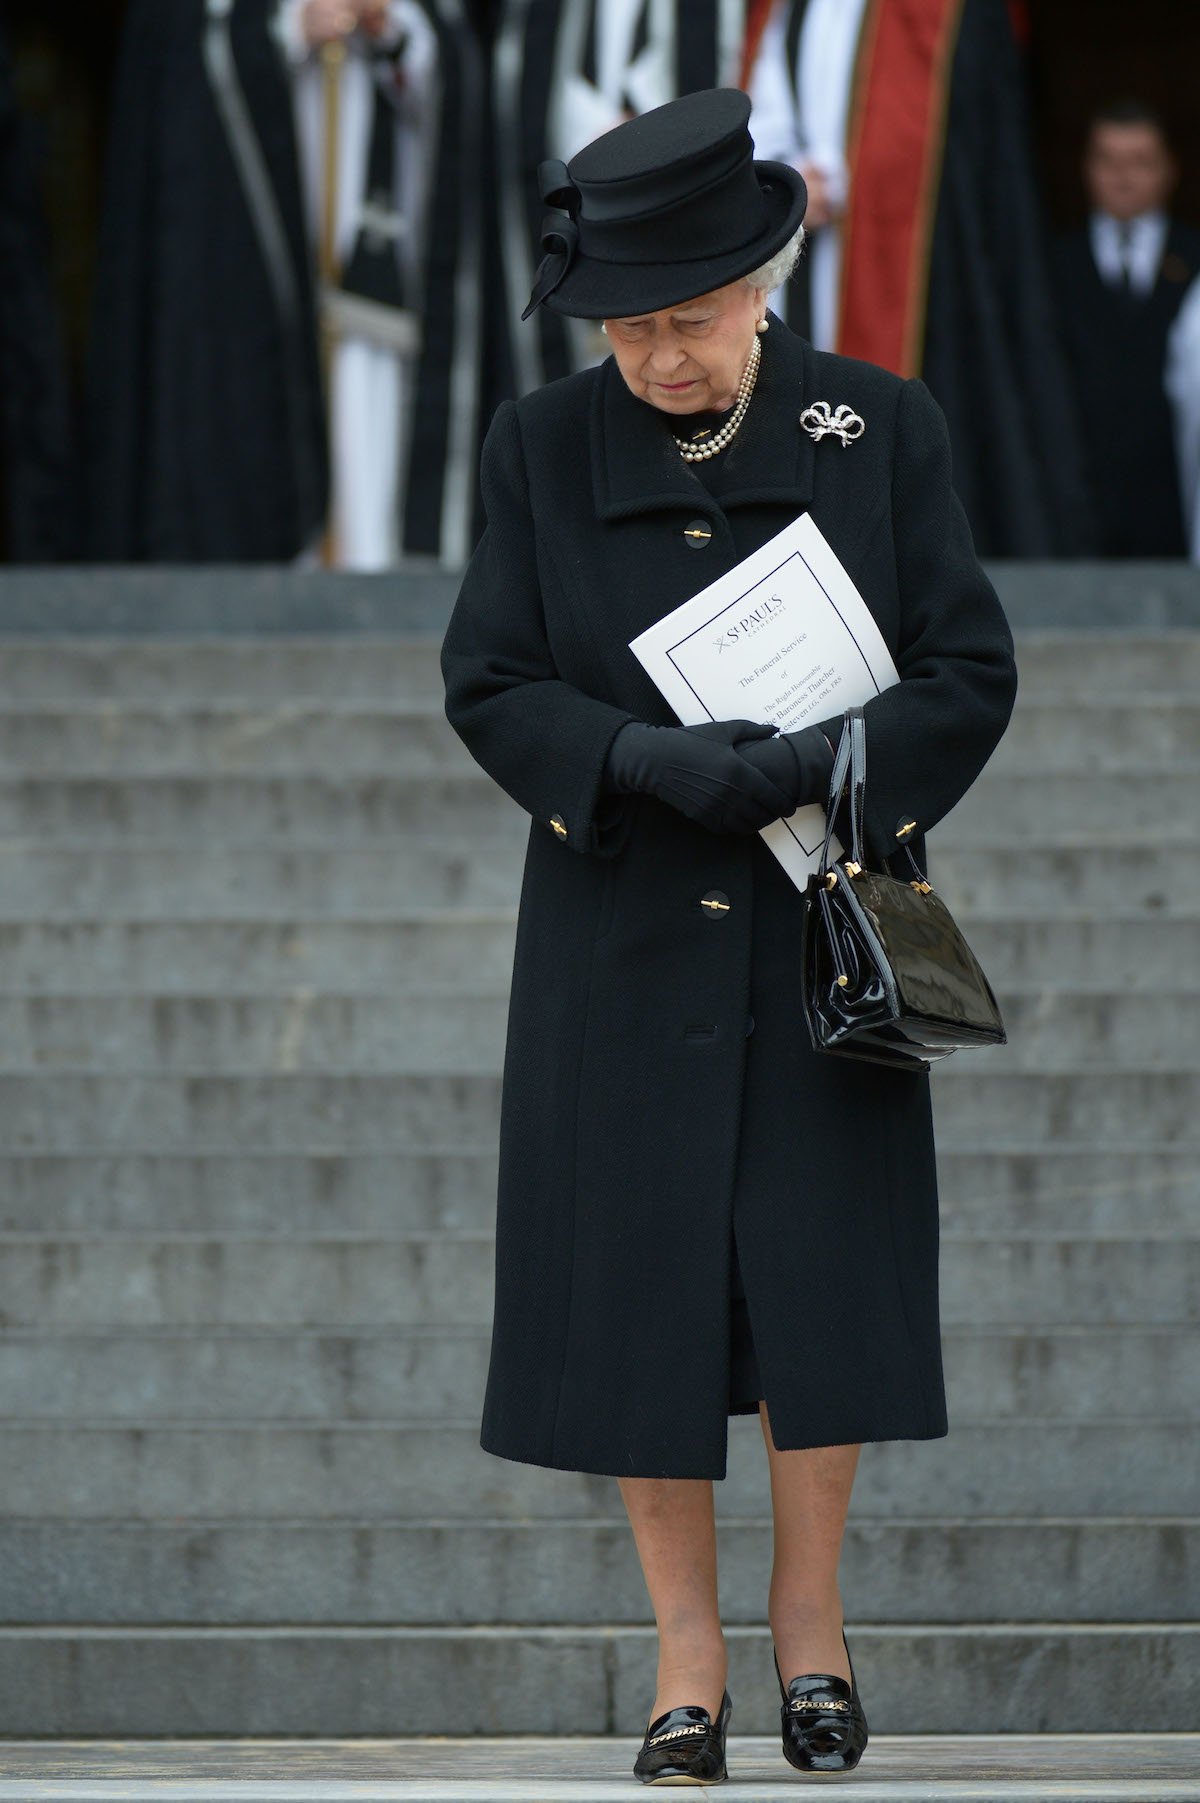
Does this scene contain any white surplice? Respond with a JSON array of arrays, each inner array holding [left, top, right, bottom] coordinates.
[[748, 0, 869, 351], [1165, 273, 1200, 564], [277, 0, 437, 568]]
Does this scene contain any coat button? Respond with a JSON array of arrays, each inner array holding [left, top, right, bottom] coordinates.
[[745, 1015, 755, 1036], [894, 814, 918, 840], [699, 889, 731, 918], [683, 519, 713, 549], [550, 813, 568, 838]]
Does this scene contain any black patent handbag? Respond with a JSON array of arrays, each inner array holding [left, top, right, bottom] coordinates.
[[800, 706, 1007, 1071]]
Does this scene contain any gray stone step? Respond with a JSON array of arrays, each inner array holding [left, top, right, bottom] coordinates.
[[3, 1418, 1196, 1518], [0, 704, 472, 776], [992, 696, 1200, 766], [0, 1233, 1191, 1331], [2, 1325, 1192, 1420], [0, 1151, 502, 1234], [0, 770, 1193, 844], [0, 775, 515, 839], [0, 918, 518, 992], [2, 1732, 1199, 1798], [929, 846, 1191, 916], [0, 639, 449, 701], [0, 991, 511, 1073], [939, 769, 1200, 843], [936, 1147, 1198, 1234], [3, 1515, 1194, 1625], [0, 988, 1188, 1072], [0, 1067, 1192, 1150], [0, 630, 1195, 700], [1011, 630, 1200, 692], [0, 566, 463, 637], [0, 1622, 1195, 1734], [0, 1146, 1189, 1237], [991, 563, 1200, 629], [955, 916, 1200, 989], [0, 694, 1193, 774], [0, 1072, 501, 1150], [0, 914, 1192, 992], [0, 841, 1187, 920], [0, 841, 527, 917], [974, 993, 1199, 1068], [925, 1068, 1200, 1142]]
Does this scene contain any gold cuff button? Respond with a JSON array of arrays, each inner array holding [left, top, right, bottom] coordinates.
[[550, 813, 568, 838], [683, 519, 713, 549], [895, 816, 917, 839]]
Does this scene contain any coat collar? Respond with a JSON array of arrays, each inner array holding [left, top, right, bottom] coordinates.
[[590, 311, 817, 521]]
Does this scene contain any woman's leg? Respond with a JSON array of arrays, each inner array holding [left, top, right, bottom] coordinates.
[[759, 1402, 860, 1685], [616, 1476, 728, 1723]]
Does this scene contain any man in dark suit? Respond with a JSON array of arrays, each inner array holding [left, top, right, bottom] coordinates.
[[1052, 98, 1200, 557]]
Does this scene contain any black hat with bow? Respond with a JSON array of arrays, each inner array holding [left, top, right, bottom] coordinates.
[[522, 87, 807, 322]]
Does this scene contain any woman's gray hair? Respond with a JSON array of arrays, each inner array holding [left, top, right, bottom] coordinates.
[[743, 226, 806, 295]]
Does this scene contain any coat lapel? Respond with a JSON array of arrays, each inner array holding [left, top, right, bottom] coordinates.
[[590, 312, 817, 521]]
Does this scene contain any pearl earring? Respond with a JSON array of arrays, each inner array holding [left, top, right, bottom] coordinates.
[[756, 318, 769, 334]]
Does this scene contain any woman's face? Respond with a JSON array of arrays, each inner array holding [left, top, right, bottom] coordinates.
[[603, 279, 766, 416]]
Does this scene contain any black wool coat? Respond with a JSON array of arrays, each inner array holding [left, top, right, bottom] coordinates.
[[441, 317, 1018, 1480], [1051, 220, 1200, 558]]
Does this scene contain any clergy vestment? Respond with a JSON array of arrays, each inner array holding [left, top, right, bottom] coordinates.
[[742, 0, 1096, 557], [747, 0, 869, 352], [84, 0, 328, 562], [488, 0, 744, 400], [282, 0, 485, 567], [1165, 274, 1200, 564]]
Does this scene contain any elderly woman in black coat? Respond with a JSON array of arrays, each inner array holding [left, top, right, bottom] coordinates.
[[441, 88, 1017, 1786]]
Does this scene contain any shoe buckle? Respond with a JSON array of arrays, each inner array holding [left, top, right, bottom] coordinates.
[[647, 1721, 709, 1746]]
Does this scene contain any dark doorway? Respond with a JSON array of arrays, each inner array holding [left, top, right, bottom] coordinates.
[[1026, 0, 1200, 228]]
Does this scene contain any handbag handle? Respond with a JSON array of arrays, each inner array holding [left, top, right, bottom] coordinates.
[[817, 705, 926, 884], [818, 707, 867, 875]]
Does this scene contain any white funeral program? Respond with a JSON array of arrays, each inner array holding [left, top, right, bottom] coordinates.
[[628, 513, 899, 890]]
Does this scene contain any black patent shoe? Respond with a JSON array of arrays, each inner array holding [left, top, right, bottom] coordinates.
[[633, 1687, 732, 1786], [774, 1631, 868, 1775]]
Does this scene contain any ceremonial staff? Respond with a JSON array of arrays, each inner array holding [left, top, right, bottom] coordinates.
[[316, 16, 421, 565], [317, 34, 347, 565]]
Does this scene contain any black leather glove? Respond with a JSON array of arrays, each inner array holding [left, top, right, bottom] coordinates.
[[604, 718, 796, 834], [735, 722, 836, 815]]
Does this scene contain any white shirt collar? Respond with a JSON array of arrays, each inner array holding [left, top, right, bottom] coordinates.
[[1089, 209, 1169, 295]]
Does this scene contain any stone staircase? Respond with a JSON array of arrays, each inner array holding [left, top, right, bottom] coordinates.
[[0, 600, 1196, 1736]]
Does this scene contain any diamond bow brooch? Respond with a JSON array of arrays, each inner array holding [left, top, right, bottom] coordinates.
[[800, 401, 865, 447]]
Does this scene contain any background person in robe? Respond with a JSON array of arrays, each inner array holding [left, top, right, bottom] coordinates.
[[486, 0, 743, 402], [85, 0, 481, 568], [745, 0, 869, 352], [281, 0, 440, 569], [1052, 99, 1200, 559], [84, 0, 328, 562], [742, 0, 1096, 559], [281, 0, 487, 568]]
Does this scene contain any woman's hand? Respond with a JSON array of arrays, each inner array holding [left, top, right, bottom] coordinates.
[[300, 0, 383, 45], [735, 723, 835, 815], [605, 718, 796, 833]]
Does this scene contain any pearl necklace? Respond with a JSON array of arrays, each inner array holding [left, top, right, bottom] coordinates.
[[672, 334, 761, 462]]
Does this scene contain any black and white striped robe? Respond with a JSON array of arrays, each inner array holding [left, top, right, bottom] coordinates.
[[489, 0, 747, 398]]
